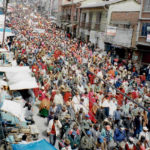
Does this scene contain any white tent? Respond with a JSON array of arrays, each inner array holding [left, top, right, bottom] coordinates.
[[0, 66, 31, 73], [0, 66, 38, 90], [9, 79, 38, 91], [1, 100, 25, 122], [0, 15, 5, 27]]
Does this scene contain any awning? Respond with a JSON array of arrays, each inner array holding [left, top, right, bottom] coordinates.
[[0, 66, 38, 90], [63, 22, 69, 26], [0, 28, 15, 42], [67, 24, 76, 27], [12, 139, 57, 150], [1, 100, 26, 122]]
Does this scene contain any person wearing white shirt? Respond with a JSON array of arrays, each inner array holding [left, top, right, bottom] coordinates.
[[47, 116, 62, 145], [53, 91, 64, 112], [109, 99, 117, 117], [139, 127, 149, 144]]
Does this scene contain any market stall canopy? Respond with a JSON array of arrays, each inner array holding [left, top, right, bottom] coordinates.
[[0, 66, 31, 72], [0, 48, 8, 52], [0, 66, 38, 90], [0, 100, 25, 122], [12, 139, 57, 150], [0, 28, 15, 42], [0, 14, 5, 27]]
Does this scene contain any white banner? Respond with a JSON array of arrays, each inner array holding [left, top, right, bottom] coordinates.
[[106, 26, 116, 36], [146, 34, 150, 42]]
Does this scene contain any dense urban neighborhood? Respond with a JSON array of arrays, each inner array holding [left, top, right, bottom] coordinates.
[[0, 0, 150, 150]]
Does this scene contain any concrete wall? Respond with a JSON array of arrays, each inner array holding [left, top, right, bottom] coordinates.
[[111, 11, 139, 47], [105, 27, 133, 47], [107, 0, 140, 24], [79, 8, 107, 50]]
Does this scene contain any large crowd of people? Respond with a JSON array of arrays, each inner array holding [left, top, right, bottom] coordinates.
[[1, 3, 150, 150]]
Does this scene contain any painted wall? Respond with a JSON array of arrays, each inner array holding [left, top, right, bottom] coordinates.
[[107, 0, 140, 24]]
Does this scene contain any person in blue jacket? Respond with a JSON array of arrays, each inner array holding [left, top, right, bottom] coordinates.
[[114, 126, 126, 143]]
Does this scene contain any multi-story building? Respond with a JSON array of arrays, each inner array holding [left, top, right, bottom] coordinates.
[[79, 0, 141, 58], [137, 0, 150, 64], [79, 0, 108, 50], [60, 0, 83, 38], [105, 0, 141, 60]]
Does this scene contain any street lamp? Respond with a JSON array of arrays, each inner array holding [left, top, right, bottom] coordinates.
[[2, 0, 9, 48]]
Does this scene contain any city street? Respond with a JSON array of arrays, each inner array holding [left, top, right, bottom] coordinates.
[[0, 0, 150, 150]]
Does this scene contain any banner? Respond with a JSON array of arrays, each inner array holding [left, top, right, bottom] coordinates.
[[146, 34, 150, 42], [106, 26, 116, 36]]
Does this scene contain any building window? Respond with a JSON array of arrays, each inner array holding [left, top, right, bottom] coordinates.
[[96, 12, 101, 24], [141, 23, 150, 36], [89, 12, 93, 22], [144, 0, 150, 11], [82, 13, 86, 22]]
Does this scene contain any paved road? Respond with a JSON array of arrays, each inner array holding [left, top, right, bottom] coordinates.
[[33, 101, 59, 149]]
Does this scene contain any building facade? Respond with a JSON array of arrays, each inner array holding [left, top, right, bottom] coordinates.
[[137, 0, 150, 64], [79, 0, 108, 50], [105, 0, 140, 60], [60, 0, 82, 38]]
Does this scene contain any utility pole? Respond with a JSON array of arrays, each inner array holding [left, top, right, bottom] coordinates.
[[2, 0, 9, 48]]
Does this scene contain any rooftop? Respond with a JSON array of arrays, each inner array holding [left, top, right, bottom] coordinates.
[[80, 0, 124, 8]]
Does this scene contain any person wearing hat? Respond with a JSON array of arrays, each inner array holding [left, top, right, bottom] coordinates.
[[68, 131, 81, 150], [80, 130, 95, 150], [66, 100, 75, 120], [133, 113, 142, 138], [113, 106, 122, 127], [47, 115, 62, 145], [96, 136, 106, 150], [53, 90, 64, 112], [81, 114, 92, 135], [67, 124, 81, 139], [136, 136, 148, 150], [125, 137, 136, 150], [139, 126, 149, 145], [101, 125, 113, 149], [59, 105, 68, 121], [95, 106, 106, 124], [91, 124, 101, 141], [61, 114, 71, 139], [59, 139, 72, 150], [114, 125, 126, 145], [122, 114, 132, 139]]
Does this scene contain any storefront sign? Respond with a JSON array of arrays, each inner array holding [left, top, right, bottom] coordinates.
[[146, 34, 150, 42], [106, 26, 116, 36]]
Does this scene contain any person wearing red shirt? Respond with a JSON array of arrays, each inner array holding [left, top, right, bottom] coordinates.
[[140, 73, 146, 86], [63, 89, 72, 103], [125, 137, 136, 150], [88, 73, 95, 84], [47, 116, 62, 145]]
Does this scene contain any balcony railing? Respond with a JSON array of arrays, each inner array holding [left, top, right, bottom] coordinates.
[[85, 22, 91, 31], [94, 23, 100, 31], [104, 26, 133, 47], [73, 16, 78, 22], [80, 22, 86, 28], [60, 15, 67, 21]]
